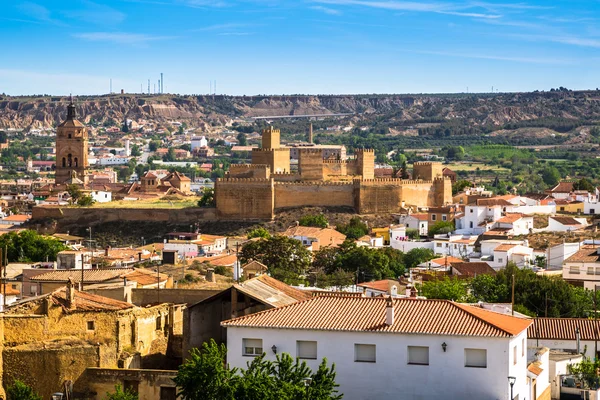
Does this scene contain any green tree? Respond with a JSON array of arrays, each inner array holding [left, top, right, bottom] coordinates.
[[247, 227, 271, 239], [130, 144, 141, 157], [404, 248, 435, 269], [541, 166, 561, 186], [6, 379, 42, 400], [336, 217, 368, 240], [77, 195, 95, 207], [469, 274, 508, 303], [428, 220, 454, 236], [0, 230, 67, 262], [400, 160, 410, 179], [164, 147, 176, 162], [149, 140, 160, 152], [452, 180, 471, 195], [237, 132, 248, 146], [66, 184, 82, 201], [420, 277, 471, 302], [299, 214, 329, 228], [569, 356, 600, 389], [574, 177, 595, 192], [105, 385, 138, 400], [239, 236, 312, 284], [197, 188, 215, 207]]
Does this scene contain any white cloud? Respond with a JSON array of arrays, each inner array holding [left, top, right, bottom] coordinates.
[[63, 1, 126, 25], [73, 32, 176, 44], [310, 5, 342, 15]]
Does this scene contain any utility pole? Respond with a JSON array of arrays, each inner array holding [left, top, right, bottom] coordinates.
[[157, 264, 160, 304], [511, 274, 515, 316], [81, 253, 85, 291]]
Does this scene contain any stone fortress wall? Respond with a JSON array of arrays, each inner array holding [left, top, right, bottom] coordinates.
[[215, 126, 452, 219]]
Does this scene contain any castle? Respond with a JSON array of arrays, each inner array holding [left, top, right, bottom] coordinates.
[[215, 126, 452, 219]]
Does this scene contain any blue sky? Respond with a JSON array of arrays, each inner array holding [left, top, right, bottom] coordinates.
[[1, 0, 599, 95]]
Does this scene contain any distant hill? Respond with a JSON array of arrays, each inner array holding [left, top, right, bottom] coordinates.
[[1, 90, 600, 130]]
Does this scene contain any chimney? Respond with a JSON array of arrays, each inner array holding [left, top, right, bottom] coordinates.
[[405, 284, 412, 297], [385, 296, 394, 326], [66, 277, 76, 309], [138, 252, 142, 261]]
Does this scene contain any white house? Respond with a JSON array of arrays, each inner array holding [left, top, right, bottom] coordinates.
[[398, 213, 428, 236], [528, 317, 599, 360], [547, 216, 589, 232], [493, 213, 534, 236], [546, 242, 583, 269], [90, 190, 112, 203], [98, 154, 132, 166], [222, 296, 532, 400], [470, 239, 533, 270], [562, 245, 600, 290], [432, 234, 477, 257], [191, 136, 208, 152]]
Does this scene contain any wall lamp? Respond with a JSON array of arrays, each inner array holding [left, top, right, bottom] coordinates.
[[441, 342, 447, 352], [271, 345, 278, 354]]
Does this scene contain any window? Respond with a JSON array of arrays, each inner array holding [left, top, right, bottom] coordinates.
[[436, 243, 442, 248], [571, 265, 580, 275], [407, 346, 429, 365], [465, 349, 487, 368], [431, 214, 437, 221], [354, 344, 376, 363], [297, 341, 317, 360], [591, 209, 596, 214], [498, 258, 503, 264], [560, 207, 565, 211], [11, 284, 16, 290], [156, 315, 162, 330], [87, 321, 95, 330], [442, 215, 447, 221], [513, 346, 517, 365], [160, 387, 177, 400], [589, 267, 595, 275], [469, 221, 473, 229], [470, 208, 473, 213], [243, 338, 263, 356]]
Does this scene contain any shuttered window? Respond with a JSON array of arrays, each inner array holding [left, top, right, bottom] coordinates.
[[243, 338, 263, 356], [465, 348, 487, 368], [354, 344, 376, 363], [407, 346, 429, 365], [297, 341, 317, 360]]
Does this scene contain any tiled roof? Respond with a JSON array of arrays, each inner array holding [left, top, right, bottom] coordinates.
[[475, 199, 514, 206], [565, 246, 600, 263], [451, 262, 496, 277], [3, 215, 31, 222], [494, 244, 517, 252], [283, 226, 346, 242], [549, 181, 574, 193], [427, 256, 464, 266], [497, 213, 525, 224], [222, 296, 531, 337], [50, 288, 134, 312], [31, 268, 133, 283], [528, 364, 543, 376], [124, 269, 168, 286], [528, 318, 600, 340], [551, 216, 584, 226], [408, 213, 429, 221], [357, 279, 403, 292]]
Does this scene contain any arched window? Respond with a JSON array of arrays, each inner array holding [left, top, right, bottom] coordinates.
[[74, 157, 78, 167], [67, 154, 72, 167], [62, 158, 66, 168]]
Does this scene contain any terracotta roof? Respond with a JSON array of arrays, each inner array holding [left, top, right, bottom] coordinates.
[[222, 296, 531, 337], [528, 364, 543, 376], [232, 275, 312, 307], [408, 213, 429, 221], [565, 246, 600, 263], [451, 262, 496, 277], [124, 269, 168, 286], [427, 256, 464, 267], [283, 226, 346, 242], [528, 318, 600, 340], [497, 213, 525, 224], [3, 215, 31, 222], [494, 244, 517, 252], [357, 279, 403, 292], [476, 199, 514, 206], [243, 260, 268, 272], [50, 288, 134, 312], [31, 268, 133, 283], [551, 216, 585, 226], [549, 181, 574, 193]]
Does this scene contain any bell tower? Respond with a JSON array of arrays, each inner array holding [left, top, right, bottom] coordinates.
[[55, 97, 88, 185]]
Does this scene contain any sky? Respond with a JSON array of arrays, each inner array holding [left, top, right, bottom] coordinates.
[[0, 0, 599, 95]]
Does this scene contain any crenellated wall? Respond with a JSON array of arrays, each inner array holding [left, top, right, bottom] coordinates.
[[356, 149, 375, 180], [322, 159, 348, 179], [274, 181, 354, 209], [228, 164, 270, 179], [251, 148, 290, 173], [215, 178, 274, 220], [413, 161, 443, 180]]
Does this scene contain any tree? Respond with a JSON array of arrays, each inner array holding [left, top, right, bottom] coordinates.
[[149, 140, 160, 152], [77, 195, 95, 207], [237, 132, 248, 146], [420, 277, 471, 302], [197, 188, 215, 207], [239, 236, 312, 284], [6, 379, 42, 400], [400, 160, 410, 179], [452, 180, 471, 195], [569, 356, 600, 389], [299, 214, 329, 228], [336, 217, 368, 240], [0, 230, 67, 262], [247, 227, 271, 239], [105, 385, 138, 400], [574, 178, 595, 192], [541, 166, 561, 187], [174, 340, 342, 400], [404, 248, 434, 269], [164, 147, 176, 162], [130, 144, 141, 157], [428, 220, 454, 236], [66, 184, 82, 201]]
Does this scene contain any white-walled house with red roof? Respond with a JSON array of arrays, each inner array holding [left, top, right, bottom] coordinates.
[[222, 295, 533, 400]]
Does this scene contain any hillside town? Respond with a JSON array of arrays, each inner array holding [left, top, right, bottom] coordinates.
[[0, 94, 599, 400]]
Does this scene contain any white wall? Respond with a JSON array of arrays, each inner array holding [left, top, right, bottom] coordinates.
[[514, 205, 556, 215], [226, 326, 529, 400], [548, 243, 581, 269], [90, 191, 112, 203], [164, 242, 198, 257]]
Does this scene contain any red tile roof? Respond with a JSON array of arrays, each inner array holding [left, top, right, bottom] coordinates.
[[548, 181, 574, 193], [528, 318, 600, 340], [451, 262, 496, 277], [222, 296, 531, 337], [357, 279, 403, 292], [427, 256, 464, 267], [497, 213, 525, 224], [50, 288, 134, 313]]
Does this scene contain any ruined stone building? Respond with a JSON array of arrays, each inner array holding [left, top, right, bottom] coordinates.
[[215, 126, 452, 219], [1, 280, 182, 399]]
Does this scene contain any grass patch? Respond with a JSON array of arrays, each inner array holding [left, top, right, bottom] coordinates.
[[87, 197, 198, 209]]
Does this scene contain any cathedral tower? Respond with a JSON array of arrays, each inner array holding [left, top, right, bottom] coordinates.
[[55, 97, 88, 185]]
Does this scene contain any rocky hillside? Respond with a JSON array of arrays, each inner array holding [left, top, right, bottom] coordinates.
[[2, 90, 600, 130]]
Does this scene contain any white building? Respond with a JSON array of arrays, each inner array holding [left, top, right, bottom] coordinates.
[[191, 136, 208, 152], [493, 213, 534, 236], [547, 216, 589, 232], [222, 296, 532, 400], [470, 239, 533, 270], [432, 234, 477, 257], [90, 190, 112, 203], [98, 154, 132, 166], [455, 199, 518, 235], [398, 213, 428, 236], [562, 245, 600, 290]]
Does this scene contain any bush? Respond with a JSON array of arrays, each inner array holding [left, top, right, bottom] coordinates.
[[77, 195, 95, 207], [406, 228, 420, 240], [6, 380, 42, 400], [247, 227, 271, 239], [213, 265, 232, 277], [105, 384, 138, 400], [428, 221, 455, 236], [299, 214, 329, 228]]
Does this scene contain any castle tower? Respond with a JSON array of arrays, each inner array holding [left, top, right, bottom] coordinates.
[[261, 126, 280, 149], [55, 97, 89, 185], [356, 149, 375, 180]]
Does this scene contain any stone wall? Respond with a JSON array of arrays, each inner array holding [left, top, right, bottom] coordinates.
[[322, 160, 348, 179], [413, 161, 443, 180], [357, 180, 403, 214], [228, 164, 270, 179], [131, 288, 222, 307], [298, 149, 324, 180], [356, 149, 375, 180], [83, 368, 177, 400], [31, 206, 218, 225], [274, 182, 354, 209], [251, 149, 290, 173], [215, 178, 274, 220]]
